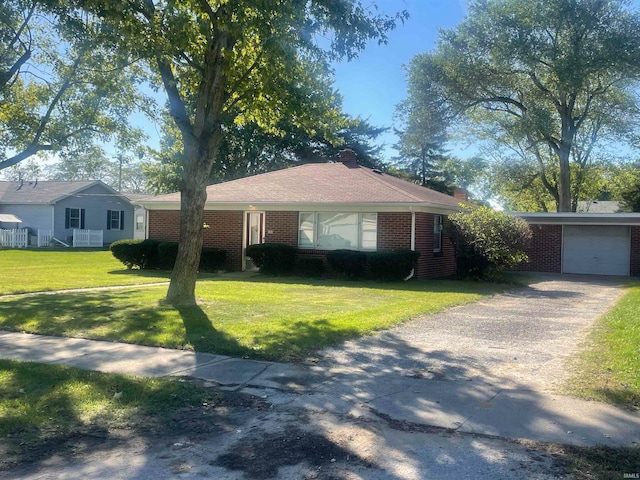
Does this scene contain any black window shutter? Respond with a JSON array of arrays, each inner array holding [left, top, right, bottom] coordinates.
[[106, 210, 111, 230], [120, 210, 125, 230], [65, 208, 70, 229], [80, 209, 85, 230]]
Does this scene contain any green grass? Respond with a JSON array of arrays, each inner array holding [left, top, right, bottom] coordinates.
[[0, 249, 171, 294], [0, 277, 504, 362], [566, 283, 640, 410], [0, 359, 214, 469]]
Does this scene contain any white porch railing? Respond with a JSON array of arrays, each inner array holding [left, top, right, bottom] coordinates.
[[0, 228, 28, 248], [73, 229, 103, 247], [38, 229, 53, 247]]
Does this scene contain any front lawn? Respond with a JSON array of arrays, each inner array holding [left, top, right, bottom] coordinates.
[[566, 283, 640, 410], [0, 249, 171, 295], [0, 277, 504, 362], [0, 359, 214, 470]]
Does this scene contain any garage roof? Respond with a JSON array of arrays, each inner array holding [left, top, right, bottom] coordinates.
[[515, 212, 640, 226]]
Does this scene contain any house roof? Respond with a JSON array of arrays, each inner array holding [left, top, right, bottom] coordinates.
[[576, 200, 622, 213], [141, 161, 463, 211], [0, 180, 127, 205]]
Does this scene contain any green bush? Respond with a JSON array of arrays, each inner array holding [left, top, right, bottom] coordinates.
[[447, 207, 532, 278], [200, 247, 227, 272], [110, 239, 145, 269], [245, 243, 297, 275], [157, 242, 179, 270], [139, 239, 162, 269], [326, 249, 368, 280], [368, 250, 421, 281], [295, 257, 325, 278]]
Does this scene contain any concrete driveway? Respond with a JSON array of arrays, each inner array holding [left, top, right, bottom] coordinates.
[[315, 274, 625, 392]]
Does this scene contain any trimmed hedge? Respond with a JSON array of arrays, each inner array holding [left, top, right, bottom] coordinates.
[[157, 242, 179, 270], [326, 249, 368, 280], [200, 247, 227, 272], [111, 239, 226, 272], [245, 243, 297, 275], [368, 250, 420, 281], [295, 257, 325, 278], [110, 239, 144, 269]]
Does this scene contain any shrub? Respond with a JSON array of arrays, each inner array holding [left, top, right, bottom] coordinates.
[[139, 239, 162, 269], [368, 250, 421, 281], [110, 239, 144, 269], [295, 257, 325, 278], [200, 247, 227, 272], [245, 243, 297, 275], [157, 242, 179, 270], [326, 249, 368, 280], [447, 207, 532, 278]]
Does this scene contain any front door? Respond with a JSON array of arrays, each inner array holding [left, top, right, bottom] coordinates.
[[244, 211, 265, 271]]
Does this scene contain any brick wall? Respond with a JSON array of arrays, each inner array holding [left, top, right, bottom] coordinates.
[[203, 211, 244, 271], [377, 212, 412, 250], [148, 210, 244, 271], [264, 211, 298, 245], [631, 226, 640, 277], [414, 213, 456, 279], [518, 224, 562, 273]]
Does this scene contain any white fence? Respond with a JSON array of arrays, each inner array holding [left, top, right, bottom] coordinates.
[[73, 229, 103, 247], [0, 228, 28, 248], [37, 229, 52, 247]]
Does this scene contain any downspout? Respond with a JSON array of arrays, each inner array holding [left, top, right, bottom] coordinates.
[[405, 210, 416, 281]]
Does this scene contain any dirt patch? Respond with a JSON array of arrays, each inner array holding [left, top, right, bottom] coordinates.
[[212, 425, 372, 480]]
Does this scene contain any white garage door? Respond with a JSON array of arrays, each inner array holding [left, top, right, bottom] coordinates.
[[563, 225, 630, 276]]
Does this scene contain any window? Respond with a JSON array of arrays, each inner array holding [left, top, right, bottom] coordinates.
[[298, 212, 377, 250], [433, 215, 443, 252], [135, 215, 144, 231], [65, 208, 85, 229], [106, 210, 125, 230]]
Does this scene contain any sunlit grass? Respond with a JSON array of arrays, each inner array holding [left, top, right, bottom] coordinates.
[[0, 249, 171, 294], [0, 277, 505, 362], [566, 283, 640, 410]]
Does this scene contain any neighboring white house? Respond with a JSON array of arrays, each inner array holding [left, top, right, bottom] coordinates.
[[122, 193, 151, 240], [0, 180, 135, 246]]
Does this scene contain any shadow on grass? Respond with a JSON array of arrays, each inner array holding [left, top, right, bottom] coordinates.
[[174, 304, 245, 356], [0, 359, 214, 471]]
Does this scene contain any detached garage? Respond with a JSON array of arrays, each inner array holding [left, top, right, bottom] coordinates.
[[515, 213, 640, 277]]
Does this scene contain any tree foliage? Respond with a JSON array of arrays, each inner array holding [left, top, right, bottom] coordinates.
[[402, 0, 640, 212], [144, 112, 388, 195], [448, 206, 532, 278], [0, 0, 146, 170]]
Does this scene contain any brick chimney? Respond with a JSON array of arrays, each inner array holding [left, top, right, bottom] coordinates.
[[454, 188, 469, 202], [340, 148, 359, 167]]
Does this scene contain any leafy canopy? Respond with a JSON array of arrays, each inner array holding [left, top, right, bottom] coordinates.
[[402, 0, 640, 211]]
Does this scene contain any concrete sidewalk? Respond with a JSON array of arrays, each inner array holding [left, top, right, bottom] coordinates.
[[1, 329, 639, 448]]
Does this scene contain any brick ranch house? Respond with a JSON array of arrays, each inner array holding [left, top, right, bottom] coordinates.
[[515, 212, 640, 277], [138, 150, 466, 279]]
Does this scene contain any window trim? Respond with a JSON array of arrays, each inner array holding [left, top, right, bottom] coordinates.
[[106, 210, 125, 231], [65, 207, 85, 229], [433, 214, 443, 253], [298, 212, 377, 251]]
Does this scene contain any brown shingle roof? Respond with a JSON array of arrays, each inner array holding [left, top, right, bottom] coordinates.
[[144, 162, 462, 209]]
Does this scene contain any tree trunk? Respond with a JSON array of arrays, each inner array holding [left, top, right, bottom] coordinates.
[[557, 146, 572, 212], [165, 147, 209, 305]]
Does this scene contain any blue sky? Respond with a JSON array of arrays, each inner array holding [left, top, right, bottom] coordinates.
[[332, 0, 470, 161]]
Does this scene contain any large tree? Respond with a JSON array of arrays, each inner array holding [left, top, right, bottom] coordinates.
[[83, 1, 406, 304], [0, 0, 145, 170], [402, 0, 640, 212]]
